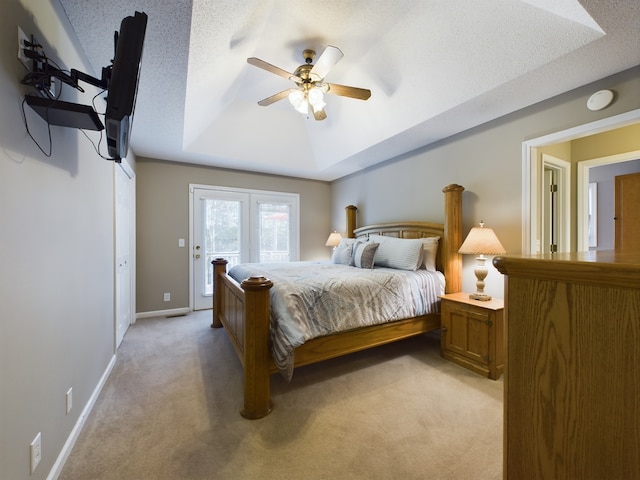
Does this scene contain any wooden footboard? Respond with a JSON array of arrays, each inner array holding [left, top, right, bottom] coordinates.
[[212, 259, 273, 419], [211, 183, 464, 419]]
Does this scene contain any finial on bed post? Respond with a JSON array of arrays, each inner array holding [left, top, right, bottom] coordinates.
[[442, 184, 464, 293], [346, 205, 357, 238], [212, 258, 228, 328]]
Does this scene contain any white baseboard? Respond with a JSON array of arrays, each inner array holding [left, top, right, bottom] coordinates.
[[136, 307, 192, 319], [47, 354, 117, 480]]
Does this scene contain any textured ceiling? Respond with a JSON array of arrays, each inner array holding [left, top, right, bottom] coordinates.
[[58, 0, 640, 181]]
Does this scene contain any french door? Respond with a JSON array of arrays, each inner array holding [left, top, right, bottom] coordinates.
[[190, 185, 299, 310]]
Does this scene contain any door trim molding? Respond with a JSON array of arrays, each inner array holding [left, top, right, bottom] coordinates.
[[542, 154, 571, 253], [522, 108, 640, 254]]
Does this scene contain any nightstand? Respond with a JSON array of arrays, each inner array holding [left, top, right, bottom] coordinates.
[[439, 292, 504, 379]]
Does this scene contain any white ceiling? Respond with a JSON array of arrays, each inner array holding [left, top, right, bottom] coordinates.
[[58, 0, 640, 181]]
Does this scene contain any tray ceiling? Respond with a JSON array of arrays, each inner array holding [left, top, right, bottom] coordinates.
[[58, 0, 640, 180]]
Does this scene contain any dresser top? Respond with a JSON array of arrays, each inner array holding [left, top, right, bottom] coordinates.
[[493, 251, 640, 289]]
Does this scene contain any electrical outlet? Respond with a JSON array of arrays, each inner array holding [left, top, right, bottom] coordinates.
[[17, 26, 31, 70], [164, 292, 170, 302], [30, 432, 42, 474], [66, 388, 73, 414]]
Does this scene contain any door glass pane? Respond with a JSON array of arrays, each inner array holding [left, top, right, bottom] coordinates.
[[203, 199, 241, 295], [258, 202, 290, 263]]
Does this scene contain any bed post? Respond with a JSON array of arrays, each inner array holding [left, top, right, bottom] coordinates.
[[240, 276, 274, 419], [442, 184, 464, 293], [346, 205, 357, 238], [211, 258, 228, 328]]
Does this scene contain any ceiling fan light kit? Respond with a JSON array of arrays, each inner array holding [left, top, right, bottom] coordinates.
[[288, 84, 326, 116], [247, 45, 371, 121]]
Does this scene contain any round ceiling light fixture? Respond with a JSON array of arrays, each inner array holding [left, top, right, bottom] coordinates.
[[587, 89, 615, 111]]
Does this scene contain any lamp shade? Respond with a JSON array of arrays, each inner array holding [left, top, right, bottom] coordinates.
[[325, 231, 342, 247], [458, 222, 506, 255]]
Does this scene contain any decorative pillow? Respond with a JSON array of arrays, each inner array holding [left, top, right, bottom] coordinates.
[[421, 236, 440, 272], [331, 240, 354, 265], [338, 238, 356, 249], [369, 235, 425, 271], [350, 241, 379, 269]]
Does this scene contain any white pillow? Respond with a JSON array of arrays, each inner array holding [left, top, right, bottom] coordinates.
[[421, 236, 440, 272], [331, 239, 354, 265], [369, 235, 424, 271], [337, 238, 356, 248], [350, 241, 379, 269]]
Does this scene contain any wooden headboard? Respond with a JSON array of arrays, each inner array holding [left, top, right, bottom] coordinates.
[[344, 184, 463, 294]]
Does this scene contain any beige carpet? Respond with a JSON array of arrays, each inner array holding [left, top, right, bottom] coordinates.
[[59, 310, 503, 480]]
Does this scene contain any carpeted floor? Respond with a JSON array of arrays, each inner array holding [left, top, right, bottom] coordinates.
[[59, 310, 503, 480]]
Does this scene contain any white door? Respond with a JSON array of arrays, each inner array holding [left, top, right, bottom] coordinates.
[[615, 172, 640, 251], [541, 154, 570, 254], [192, 187, 249, 310], [190, 185, 299, 310], [115, 163, 135, 347], [251, 194, 298, 262]]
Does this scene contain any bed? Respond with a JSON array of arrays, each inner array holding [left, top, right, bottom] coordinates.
[[211, 184, 464, 418]]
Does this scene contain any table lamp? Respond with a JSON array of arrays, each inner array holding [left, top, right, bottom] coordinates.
[[325, 231, 342, 251], [458, 221, 506, 301]]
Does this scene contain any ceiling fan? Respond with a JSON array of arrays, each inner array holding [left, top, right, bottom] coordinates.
[[247, 45, 371, 121]]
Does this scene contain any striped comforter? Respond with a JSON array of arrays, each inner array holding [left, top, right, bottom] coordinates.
[[228, 262, 445, 380]]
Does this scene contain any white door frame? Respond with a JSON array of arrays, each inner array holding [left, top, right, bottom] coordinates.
[[522, 109, 640, 254]]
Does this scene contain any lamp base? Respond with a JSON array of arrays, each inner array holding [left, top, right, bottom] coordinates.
[[469, 292, 492, 301]]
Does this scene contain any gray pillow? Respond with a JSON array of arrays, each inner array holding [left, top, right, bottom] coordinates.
[[350, 241, 379, 269], [369, 234, 425, 270]]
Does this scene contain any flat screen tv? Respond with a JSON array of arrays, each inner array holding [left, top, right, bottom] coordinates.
[[104, 11, 148, 161], [22, 11, 147, 162]]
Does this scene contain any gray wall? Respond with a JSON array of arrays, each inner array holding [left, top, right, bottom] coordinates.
[[1, 1, 639, 477], [1, 1, 121, 478], [136, 159, 331, 313], [332, 67, 640, 299]]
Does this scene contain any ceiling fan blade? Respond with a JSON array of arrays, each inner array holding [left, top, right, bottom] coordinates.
[[247, 57, 295, 81], [257, 89, 292, 106], [313, 108, 327, 121], [310, 45, 344, 80], [326, 83, 372, 101]]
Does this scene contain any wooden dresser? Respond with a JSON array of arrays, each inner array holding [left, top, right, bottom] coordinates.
[[493, 251, 640, 480]]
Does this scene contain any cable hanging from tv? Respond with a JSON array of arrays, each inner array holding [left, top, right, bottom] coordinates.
[[20, 11, 147, 163]]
